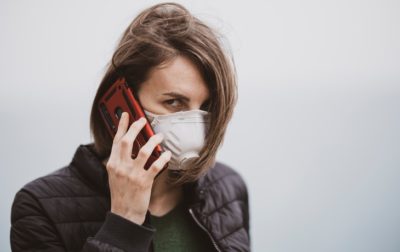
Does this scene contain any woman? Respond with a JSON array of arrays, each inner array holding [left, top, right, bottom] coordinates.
[[10, 3, 250, 252]]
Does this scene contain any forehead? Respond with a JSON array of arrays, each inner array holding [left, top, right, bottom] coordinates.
[[142, 55, 210, 102]]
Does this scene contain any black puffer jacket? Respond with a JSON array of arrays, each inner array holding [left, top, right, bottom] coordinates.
[[10, 143, 250, 252]]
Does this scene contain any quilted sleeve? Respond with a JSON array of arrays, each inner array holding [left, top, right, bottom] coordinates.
[[10, 189, 65, 251], [242, 180, 250, 242], [10, 189, 155, 252]]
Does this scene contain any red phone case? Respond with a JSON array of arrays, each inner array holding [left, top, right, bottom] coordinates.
[[98, 77, 168, 171]]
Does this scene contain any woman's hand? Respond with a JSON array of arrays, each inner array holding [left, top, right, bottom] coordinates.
[[105, 112, 171, 225]]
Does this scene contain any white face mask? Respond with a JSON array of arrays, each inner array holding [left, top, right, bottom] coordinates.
[[143, 109, 210, 170]]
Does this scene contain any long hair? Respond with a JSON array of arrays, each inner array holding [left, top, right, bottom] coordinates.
[[89, 2, 238, 185]]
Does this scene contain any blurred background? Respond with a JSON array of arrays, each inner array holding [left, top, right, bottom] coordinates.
[[1, 0, 399, 251]]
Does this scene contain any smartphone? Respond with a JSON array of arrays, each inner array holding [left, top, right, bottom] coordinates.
[[98, 77, 168, 171]]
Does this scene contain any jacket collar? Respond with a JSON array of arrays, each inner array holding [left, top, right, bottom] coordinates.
[[69, 143, 110, 196]]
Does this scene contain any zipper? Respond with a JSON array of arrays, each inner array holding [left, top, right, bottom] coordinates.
[[188, 208, 222, 252]]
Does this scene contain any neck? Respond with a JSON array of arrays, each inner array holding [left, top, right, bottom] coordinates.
[[149, 168, 183, 216]]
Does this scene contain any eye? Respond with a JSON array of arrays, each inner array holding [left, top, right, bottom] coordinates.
[[164, 99, 184, 108]]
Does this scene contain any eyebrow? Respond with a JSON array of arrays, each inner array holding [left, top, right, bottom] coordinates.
[[162, 92, 190, 102]]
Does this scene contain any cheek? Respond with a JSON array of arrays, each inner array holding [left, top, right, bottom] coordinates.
[[137, 92, 169, 115]]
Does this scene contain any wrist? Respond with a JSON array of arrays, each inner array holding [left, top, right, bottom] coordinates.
[[94, 212, 155, 251], [111, 209, 146, 225]]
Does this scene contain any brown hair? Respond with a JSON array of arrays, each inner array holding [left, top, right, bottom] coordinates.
[[89, 2, 237, 185]]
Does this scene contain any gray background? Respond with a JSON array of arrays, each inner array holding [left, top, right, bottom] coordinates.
[[1, 0, 400, 251]]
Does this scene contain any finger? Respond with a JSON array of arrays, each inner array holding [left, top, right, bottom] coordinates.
[[113, 112, 129, 144], [147, 151, 172, 179], [119, 117, 147, 159], [134, 133, 165, 168]]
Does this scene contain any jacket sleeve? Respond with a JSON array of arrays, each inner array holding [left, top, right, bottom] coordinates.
[[243, 181, 250, 243], [10, 189, 155, 252]]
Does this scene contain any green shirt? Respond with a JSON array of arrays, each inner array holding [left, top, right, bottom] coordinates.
[[150, 201, 215, 252]]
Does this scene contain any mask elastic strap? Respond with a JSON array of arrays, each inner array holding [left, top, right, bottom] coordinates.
[[143, 109, 156, 123]]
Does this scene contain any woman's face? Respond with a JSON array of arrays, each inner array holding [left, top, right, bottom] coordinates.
[[137, 55, 210, 115]]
